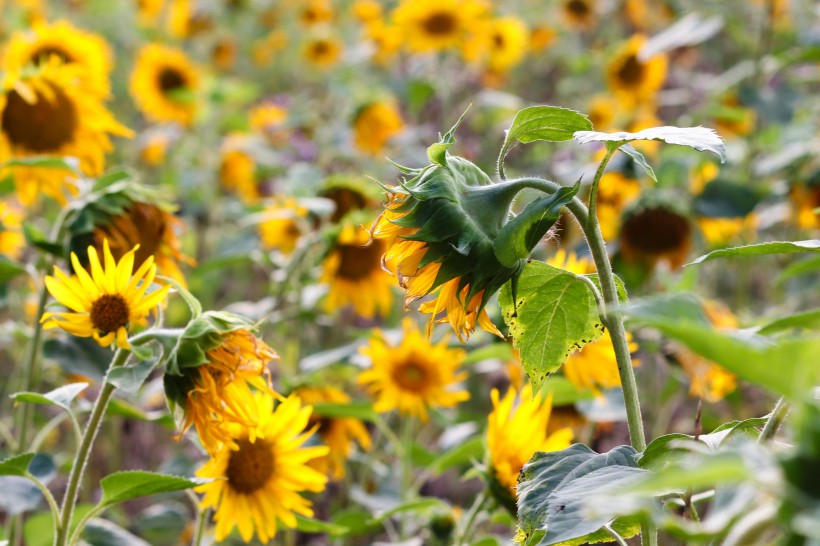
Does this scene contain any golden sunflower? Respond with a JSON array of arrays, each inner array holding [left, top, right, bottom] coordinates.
[[219, 135, 259, 204], [0, 61, 132, 206], [181, 329, 278, 455], [320, 178, 373, 223], [587, 95, 617, 132], [0, 200, 25, 260], [464, 16, 529, 73], [252, 31, 289, 67], [392, 0, 489, 53], [129, 44, 200, 126], [353, 100, 404, 156], [211, 38, 238, 72], [363, 21, 403, 65], [136, 0, 165, 27], [596, 172, 641, 241], [258, 197, 309, 255], [624, 0, 675, 31], [321, 224, 394, 319], [358, 317, 469, 422], [92, 202, 193, 287], [487, 384, 573, 494], [295, 386, 372, 480], [606, 34, 668, 107], [138, 130, 172, 167], [698, 215, 757, 247], [298, 0, 333, 26], [303, 35, 343, 68], [1, 19, 113, 98], [196, 393, 329, 543], [561, 0, 597, 31], [41, 240, 170, 349], [677, 301, 738, 402], [353, 0, 382, 23], [562, 331, 639, 394]]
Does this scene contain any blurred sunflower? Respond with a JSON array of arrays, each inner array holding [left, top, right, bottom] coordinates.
[[606, 34, 667, 107], [258, 197, 309, 255], [295, 386, 372, 480], [546, 248, 594, 274], [677, 302, 738, 402], [321, 224, 393, 319], [320, 175, 375, 222], [0, 200, 25, 260], [41, 240, 170, 349], [562, 331, 639, 394], [358, 317, 469, 421], [136, 0, 165, 27], [790, 179, 820, 230], [561, 0, 596, 30], [211, 38, 237, 72], [364, 21, 403, 65], [464, 16, 529, 73], [392, 0, 488, 53], [624, 0, 675, 31], [1, 19, 113, 97], [180, 329, 278, 455], [596, 172, 641, 241], [529, 25, 557, 52], [698, 215, 757, 247], [167, 0, 214, 38], [619, 196, 691, 269], [249, 102, 289, 144], [219, 135, 259, 204], [196, 393, 329, 543], [129, 44, 200, 126], [0, 60, 132, 206], [352, 0, 382, 23], [252, 31, 289, 67], [487, 384, 573, 495], [137, 129, 173, 167], [353, 100, 404, 156], [298, 0, 333, 26], [303, 35, 343, 68], [587, 95, 617, 131]]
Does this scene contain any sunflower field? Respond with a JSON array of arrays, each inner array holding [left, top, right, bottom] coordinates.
[[0, 0, 819, 545]]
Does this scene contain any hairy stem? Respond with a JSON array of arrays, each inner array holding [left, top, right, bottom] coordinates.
[[758, 396, 789, 443]]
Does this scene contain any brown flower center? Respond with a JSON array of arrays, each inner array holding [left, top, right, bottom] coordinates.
[[30, 46, 73, 64], [335, 241, 383, 280], [226, 438, 275, 495], [621, 207, 691, 254], [492, 32, 505, 49], [423, 12, 457, 36], [616, 55, 645, 86], [158, 68, 187, 94], [567, 0, 590, 16], [311, 40, 330, 57], [392, 360, 429, 390], [1, 84, 78, 152], [90, 294, 130, 334], [323, 188, 367, 222]]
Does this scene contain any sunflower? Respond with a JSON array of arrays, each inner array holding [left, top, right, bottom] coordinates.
[[252, 31, 289, 67], [41, 240, 170, 349], [596, 172, 641, 240], [606, 34, 668, 107], [487, 384, 573, 494], [138, 129, 173, 166], [321, 224, 394, 319], [295, 386, 372, 480], [180, 329, 278, 455], [353, 100, 404, 156], [129, 44, 200, 126], [219, 135, 259, 204], [1, 20, 113, 98], [624, 0, 675, 31], [136, 0, 165, 27], [320, 175, 376, 222], [587, 95, 617, 131], [562, 331, 638, 394], [249, 102, 289, 144], [619, 196, 692, 270], [358, 317, 469, 421], [392, 0, 489, 53], [529, 25, 557, 52], [195, 393, 329, 543], [790, 180, 820, 230], [0, 200, 25, 260], [561, 0, 596, 31], [698, 215, 757, 247], [298, 0, 333, 26], [211, 38, 238, 72], [546, 248, 594, 274], [303, 35, 343, 68], [258, 197, 309, 255], [464, 16, 529, 72], [0, 61, 132, 206], [677, 301, 738, 402], [363, 21, 403, 65], [92, 202, 193, 287], [353, 0, 382, 23]]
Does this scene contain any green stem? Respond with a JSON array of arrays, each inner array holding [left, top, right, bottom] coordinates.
[[586, 146, 619, 227], [54, 348, 130, 546], [758, 396, 789, 443], [456, 491, 487, 546], [66, 504, 105, 546], [27, 472, 61, 540], [192, 508, 208, 546]]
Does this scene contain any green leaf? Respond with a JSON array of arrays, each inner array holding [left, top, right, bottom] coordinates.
[[12, 382, 88, 412], [0, 453, 36, 477], [0, 477, 41, 515], [619, 144, 657, 182], [371, 497, 449, 523], [777, 255, 820, 285], [539, 376, 595, 406], [24, 505, 96, 546], [428, 436, 484, 475], [494, 183, 579, 267], [517, 444, 644, 546], [0, 256, 27, 285], [2, 156, 81, 173], [688, 240, 820, 265], [82, 519, 151, 546], [755, 309, 820, 335], [43, 337, 110, 381], [23, 224, 64, 257], [310, 402, 378, 422], [628, 452, 750, 495], [99, 471, 207, 506], [506, 106, 593, 145], [499, 262, 604, 392], [574, 126, 726, 162], [107, 360, 156, 394], [692, 179, 760, 218], [295, 515, 349, 536]]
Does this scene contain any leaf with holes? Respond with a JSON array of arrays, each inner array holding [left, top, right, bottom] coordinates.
[[574, 126, 725, 162]]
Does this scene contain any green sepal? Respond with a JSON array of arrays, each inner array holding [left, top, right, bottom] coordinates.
[[427, 106, 471, 168]]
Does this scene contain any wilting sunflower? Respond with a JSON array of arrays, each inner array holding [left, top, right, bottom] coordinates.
[[258, 197, 310, 255], [677, 302, 738, 402], [358, 318, 469, 421], [561, 0, 596, 31], [2, 20, 113, 98], [596, 172, 641, 241], [562, 331, 639, 394], [392, 0, 488, 53], [321, 224, 393, 319], [463, 16, 529, 73], [353, 100, 404, 156], [487, 384, 573, 495], [606, 34, 668, 107], [0, 61, 132, 206], [619, 194, 692, 270], [303, 35, 343, 68], [0, 200, 25, 260], [130, 44, 200, 126], [41, 240, 170, 349], [219, 134, 259, 204], [295, 386, 372, 479], [180, 329, 278, 455], [196, 393, 329, 543]]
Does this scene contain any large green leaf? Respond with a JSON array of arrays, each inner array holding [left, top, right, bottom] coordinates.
[[517, 444, 644, 546], [107, 360, 157, 394], [505, 106, 593, 145], [574, 126, 726, 162], [499, 262, 603, 392], [99, 471, 207, 506], [688, 240, 820, 265]]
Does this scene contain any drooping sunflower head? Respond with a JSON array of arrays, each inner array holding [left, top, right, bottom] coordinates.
[[0, 60, 132, 206], [195, 392, 329, 543], [358, 317, 469, 422], [295, 385, 372, 480], [618, 192, 693, 270], [258, 197, 310, 255], [321, 223, 394, 319], [302, 34, 343, 68], [606, 34, 668, 106], [392, 0, 489, 53], [486, 384, 573, 503], [1, 19, 113, 97], [352, 100, 404, 156], [561, 0, 597, 30], [562, 330, 639, 395], [129, 43, 201, 126], [41, 240, 170, 349]]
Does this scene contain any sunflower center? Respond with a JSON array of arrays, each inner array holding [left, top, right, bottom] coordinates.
[[225, 438, 275, 495], [392, 361, 429, 390], [1, 85, 78, 152], [311, 40, 330, 57], [30, 46, 73, 64], [158, 68, 186, 93], [323, 188, 367, 222], [423, 12, 457, 35], [621, 208, 691, 254], [90, 294, 130, 334], [567, 0, 590, 16], [492, 32, 505, 49], [617, 55, 645, 86], [336, 242, 383, 280]]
